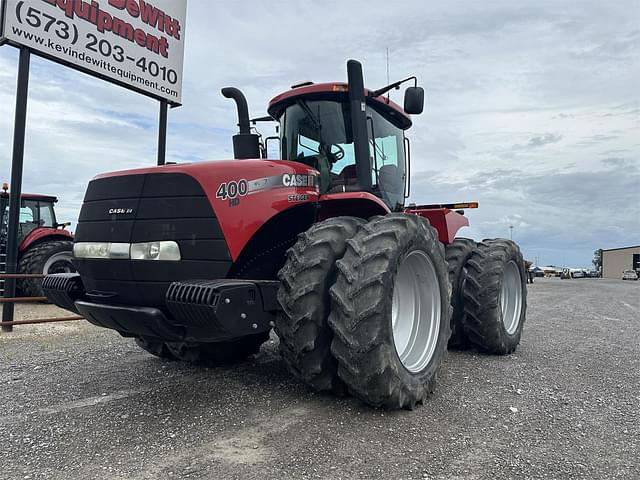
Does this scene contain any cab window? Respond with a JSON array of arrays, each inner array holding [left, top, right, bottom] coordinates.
[[39, 202, 55, 227], [367, 107, 405, 210]]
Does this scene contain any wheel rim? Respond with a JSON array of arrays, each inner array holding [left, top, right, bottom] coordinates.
[[501, 260, 523, 335], [391, 250, 441, 373], [43, 251, 75, 274]]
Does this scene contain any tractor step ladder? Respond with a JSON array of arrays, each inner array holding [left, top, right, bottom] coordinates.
[[0, 243, 6, 296]]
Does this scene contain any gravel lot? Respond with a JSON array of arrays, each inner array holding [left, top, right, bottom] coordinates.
[[0, 278, 638, 480]]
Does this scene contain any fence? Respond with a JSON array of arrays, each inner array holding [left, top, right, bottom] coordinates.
[[0, 273, 83, 331]]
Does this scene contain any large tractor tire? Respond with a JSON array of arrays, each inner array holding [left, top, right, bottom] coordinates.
[[445, 238, 476, 350], [135, 337, 177, 360], [328, 214, 452, 409], [18, 240, 75, 297], [275, 216, 364, 395], [462, 239, 527, 354], [165, 332, 270, 367]]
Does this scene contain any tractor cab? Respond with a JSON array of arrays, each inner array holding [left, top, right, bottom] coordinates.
[[0, 188, 60, 244], [268, 85, 410, 210], [1, 184, 74, 297], [267, 62, 424, 211]]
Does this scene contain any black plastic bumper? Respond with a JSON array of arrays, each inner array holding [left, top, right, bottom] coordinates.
[[43, 274, 279, 342]]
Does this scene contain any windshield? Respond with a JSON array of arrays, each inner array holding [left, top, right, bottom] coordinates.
[[281, 100, 355, 194], [281, 99, 406, 209], [1, 199, 56, 243]]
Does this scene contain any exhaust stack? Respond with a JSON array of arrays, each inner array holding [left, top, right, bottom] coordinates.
[[347, 60, 372, 191], [222, 87, 261, 159]]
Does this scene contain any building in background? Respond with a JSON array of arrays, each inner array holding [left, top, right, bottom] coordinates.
[[602, 246, 640, 279]]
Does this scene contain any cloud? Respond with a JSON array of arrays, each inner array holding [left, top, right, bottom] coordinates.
[[527, 133, 563, 148]]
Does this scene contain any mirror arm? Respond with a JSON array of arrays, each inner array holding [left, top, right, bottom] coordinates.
[[250, 115, 275, 125], [370, 76, 418, 98]]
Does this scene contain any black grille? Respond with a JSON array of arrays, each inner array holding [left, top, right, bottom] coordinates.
[[74, 173, 232, 306]]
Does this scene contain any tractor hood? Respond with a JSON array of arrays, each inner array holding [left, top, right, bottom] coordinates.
[[87, 159, 320, 262]]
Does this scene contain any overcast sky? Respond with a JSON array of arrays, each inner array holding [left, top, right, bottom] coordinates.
[[1, 0, 638, 268]]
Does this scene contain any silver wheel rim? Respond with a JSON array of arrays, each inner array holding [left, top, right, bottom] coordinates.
[[43, 251, 74, 274], [391, 250, 441, 373], [501, 260, 523, 335]]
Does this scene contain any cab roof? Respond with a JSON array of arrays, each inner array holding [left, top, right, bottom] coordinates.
[[0, 192, 57, 202], [267, 82, 413, 130]]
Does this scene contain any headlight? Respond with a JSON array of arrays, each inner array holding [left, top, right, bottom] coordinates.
[[73, 241, 181, 261], [130, 241, 181, 261], [73, 242, 130, 259]]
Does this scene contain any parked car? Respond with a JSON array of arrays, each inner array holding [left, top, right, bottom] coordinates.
[[622, 270, 639, 281], [571, 269, 586, 279]]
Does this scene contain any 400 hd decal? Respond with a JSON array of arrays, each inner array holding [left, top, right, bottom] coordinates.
[[216, 174, 319, 207], [216, 179, 248, 207]]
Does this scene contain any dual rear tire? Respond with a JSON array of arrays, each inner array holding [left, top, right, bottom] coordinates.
[[462, 239, 527, 354], [275, 216, 364, 395], [328, 214, 451, 409], [445, 237, 527, 353], [277, 214, 452, 409]]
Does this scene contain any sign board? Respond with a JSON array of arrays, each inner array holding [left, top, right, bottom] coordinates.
[[0, 0, 186, 104]]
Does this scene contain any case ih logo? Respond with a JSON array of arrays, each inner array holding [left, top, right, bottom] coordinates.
[[109, 208, 134, 215], [282, 174, 317, 188]]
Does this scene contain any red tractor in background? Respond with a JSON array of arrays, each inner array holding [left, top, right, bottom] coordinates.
[[43, 60, 527, 409], [0, 184, 75, 297]]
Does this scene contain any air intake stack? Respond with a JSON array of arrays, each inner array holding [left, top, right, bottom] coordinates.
[[221, 87, 261, 159]]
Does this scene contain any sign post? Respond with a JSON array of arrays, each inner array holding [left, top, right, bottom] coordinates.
[[158, 99, 168, 166], [0, 0, 187, 328], [1, 46, 30, 332]]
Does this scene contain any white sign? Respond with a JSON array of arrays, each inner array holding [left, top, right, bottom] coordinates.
[[0, 0, 186, 104]]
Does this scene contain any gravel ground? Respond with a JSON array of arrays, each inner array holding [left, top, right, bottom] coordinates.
[[0, 277, 638, 480]]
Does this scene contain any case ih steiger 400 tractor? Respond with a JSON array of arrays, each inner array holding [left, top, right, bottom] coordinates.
[[44, 60, 527, 409], [0, 184, 75, 297]]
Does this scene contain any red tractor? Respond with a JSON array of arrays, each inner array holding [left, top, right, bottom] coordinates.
[[1, 184, 75, 297], [44, 60, 527, 409]]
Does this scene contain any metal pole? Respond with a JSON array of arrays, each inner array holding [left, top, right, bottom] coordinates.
[[2, 47, 31, 333], [157, 100, 168, 166], [0, 316, 83, 327]]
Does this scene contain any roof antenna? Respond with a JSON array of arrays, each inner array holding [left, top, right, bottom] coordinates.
[[386, 47, 390, 100]]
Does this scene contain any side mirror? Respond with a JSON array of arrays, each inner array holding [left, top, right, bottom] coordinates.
[[404, 87, 425, 115], [264, 136, 281, 159]]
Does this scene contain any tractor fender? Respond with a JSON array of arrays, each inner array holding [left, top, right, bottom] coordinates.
[[404, 208, 470, 245], [228, 202, 316, 279], [318, 192, 390, 220], [20, 228, 74, 253]]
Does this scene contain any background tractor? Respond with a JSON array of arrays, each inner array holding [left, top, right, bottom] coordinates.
[[43, 60, 527, 410], [0, 184, 75, 297]]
